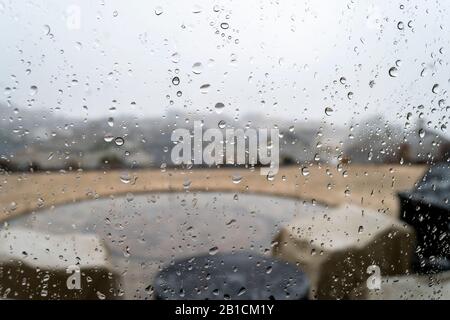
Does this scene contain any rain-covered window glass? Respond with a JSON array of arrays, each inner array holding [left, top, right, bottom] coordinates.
[[0, 0, 449, 303]]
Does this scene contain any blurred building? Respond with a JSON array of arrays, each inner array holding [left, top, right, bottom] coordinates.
[[343, 117, 450, 164]]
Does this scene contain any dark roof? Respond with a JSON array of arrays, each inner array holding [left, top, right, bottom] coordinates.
[[399, 163, 450, 211]]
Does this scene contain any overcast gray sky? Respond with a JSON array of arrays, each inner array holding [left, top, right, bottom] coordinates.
[[0, 0, 449, 134]]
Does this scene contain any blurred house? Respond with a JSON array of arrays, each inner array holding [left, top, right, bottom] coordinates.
[[343, 116, 403, 164], [343, 116, 450, 164], [398, 119, 450, 164], [12, 145, 155, 171], [279, 128, 317, 164]]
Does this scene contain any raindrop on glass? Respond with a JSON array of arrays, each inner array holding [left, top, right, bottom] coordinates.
[[43, 25, 51, 36], [114, 137, 124, 146], [301, 167, 310, 176], [418, 129, 425, 138], [237, 287, 246, 296], [209, 246, 219, 255], [218, 120, 226, 129], [200, 84, 210, 94], [192, 5, 202, 13], [154, 6, 163, 16], [104, 134, 114, 143], [192, 62, 203, 74], [171, 52, 180, 63], [172, 76, 180, 85], [215, 102, 225, 114], [183, 179, 191, 189], [29, 85, 38, 95], [432, 84, 439, 94], [232, 174, 242, 184], [388, 67, 398, 77], [120, 173, 132, 184]]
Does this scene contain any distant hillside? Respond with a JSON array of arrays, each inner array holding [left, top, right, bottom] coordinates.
[[4, 103, 445, 172]]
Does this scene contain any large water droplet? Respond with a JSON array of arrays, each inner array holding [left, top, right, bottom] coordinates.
[[114, 137, 124, 146], [172, 76, 180, 85], [226, 218, 237, 226], [96, 291, 106, 300], [218, 120, 226, 129], [104, 134, 114, 143], [29, 85, 38, 95], [120, 173, 132, 184], [237, 287, 247, 296], [432, 84, 440, 94], [200, 84, 210, 94], [232, 174, 242, 184], [192, 4, 202, 13], [171, 52, 180, 63], [192, 62, 203, 74], [418, 128, 425, 138], [183, 179, 191, 189], [209, 246, 219, 255], [154, 6, 163, 16], [126, 192, 134, 202], [215, 102, 225, 114], [301, 167, 310, 176], [266, 172, 275, 181], [420, 68, 427, 77], [388, 67, 398, 77], [43, 25, 51, 36]]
